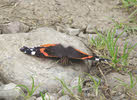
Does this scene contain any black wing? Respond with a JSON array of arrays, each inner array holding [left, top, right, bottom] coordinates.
[[65, 46, 90, 59]]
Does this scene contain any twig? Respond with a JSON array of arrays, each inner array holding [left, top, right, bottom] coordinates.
[[98, 66, 108, 86]]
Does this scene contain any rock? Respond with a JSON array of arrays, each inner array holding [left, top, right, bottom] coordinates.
[[86, 24, 94, 33], [0, 77, 4, 86], [0, 81, 4, 86], [0, 29, 2, 34], [0, 83, 22, 100], [66, 28, 80, 36], [78, 32, 88, 38], [58, 95, 71, 100], [106, 72, 137, 93], [0, 27, 92, 94], [27, 96, 36, 100], [0, 21, 30, 34]]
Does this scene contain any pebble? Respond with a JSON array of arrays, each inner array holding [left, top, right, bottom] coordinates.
[[0, 83, 23, 100], [66, 28, 80, 36], [58, 95, 71, 100]]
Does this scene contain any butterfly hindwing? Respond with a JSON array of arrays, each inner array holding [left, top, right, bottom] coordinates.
[[65, 46, 93, 60]]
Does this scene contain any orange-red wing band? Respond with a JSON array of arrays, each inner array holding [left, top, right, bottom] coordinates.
[[74, 49, 89, 55], [40, 44, 57, 47], [40, 48, 49, 56], [81, 56, 93, 60], [40, 48, 58, 57]]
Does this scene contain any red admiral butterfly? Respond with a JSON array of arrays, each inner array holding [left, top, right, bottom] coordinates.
[[20, 44, 110, 65]]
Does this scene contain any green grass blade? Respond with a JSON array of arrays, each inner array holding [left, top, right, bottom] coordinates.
[[31, 84, 41, 96], [56, 77, 80, 100], [129, 72, 134, 89], [115, 77, 128, 88], [56, 78, 74, 96], [30, 76, 35, 96], [40, 92, 45, 100], [16, 84, 30, 95]]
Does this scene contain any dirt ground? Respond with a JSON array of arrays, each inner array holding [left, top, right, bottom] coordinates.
[[0, 0, 128, 30]]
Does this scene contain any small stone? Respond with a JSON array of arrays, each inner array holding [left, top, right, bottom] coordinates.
[[66, 28, 80, 36], [27, 96, 36, 100], [86, 24, 94, 33], [120, 94, 126, 99], [0, 83, 22, 100], [78, 32, 88, 38], [0, 21, 30, 34], [58, 95, 71, 100]]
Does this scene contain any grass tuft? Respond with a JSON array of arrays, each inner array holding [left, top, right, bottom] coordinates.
[[40, 91, 50, 100], [16, 76, 40, 99], [85, 73, 101, 96], [55, 77, 80, 100], [121, 0, 137, 8], [115, 72, 137, 90], [90, 27, 137, 68]]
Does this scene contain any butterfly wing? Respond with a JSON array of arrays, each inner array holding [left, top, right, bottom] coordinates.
[[39, 44, 66, 58], [66, 46, 93, 60]]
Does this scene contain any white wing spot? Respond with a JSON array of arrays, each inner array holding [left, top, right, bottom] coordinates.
[[30, 48, 34, 51], [95, 58, 100, 61], [31, 51, 36, 55]]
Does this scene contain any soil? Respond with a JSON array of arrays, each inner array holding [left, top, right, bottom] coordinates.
[[0, 0, 128, 30]]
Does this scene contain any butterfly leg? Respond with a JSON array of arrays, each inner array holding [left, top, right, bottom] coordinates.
[[59, 56, 70, 65]]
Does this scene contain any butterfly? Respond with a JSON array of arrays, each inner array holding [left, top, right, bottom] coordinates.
[[20, 44, 110, 65]]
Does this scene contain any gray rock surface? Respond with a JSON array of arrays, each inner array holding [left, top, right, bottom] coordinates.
[[27, 96, 37, 100], [66, 28, 80, 36], [78, 32, 88, 39], [86, 24, 95, 33], [0, 83, 22, 100], [58, 95, 71, 100], [0, 27, 92, 94], [0, 21, 30, 34]]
